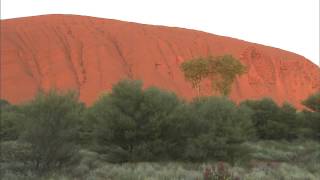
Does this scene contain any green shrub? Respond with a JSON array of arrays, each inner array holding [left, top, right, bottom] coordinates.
[[240, 98, 300, 140], [18, 91, 83, 174], [78, 109, 97, 147], [298, 110, 320, 140], [0, 99, 10, 108], [277, 102, 299, 140], [300, 92, 320, 140], [91, 81, 253, 163], [0, 141, 32, 163], [302, 92, 320, 112], [90, 80, 182, 162], [0, 104, 23, 142], [163, 103, 203, 160], [1, 80, 320, 178], [0, 141, 33, 176], [184, 96, 254, 163]]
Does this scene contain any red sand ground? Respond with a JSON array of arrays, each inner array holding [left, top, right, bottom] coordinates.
[[1, 15, 319, 109]]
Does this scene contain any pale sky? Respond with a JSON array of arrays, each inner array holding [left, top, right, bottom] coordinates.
[[1, 0, 319, 66]]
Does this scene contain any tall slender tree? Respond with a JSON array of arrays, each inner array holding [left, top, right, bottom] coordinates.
[[180, 58, 209, 96], [208, 55, 247, 96], [180, 55, 246, 97]]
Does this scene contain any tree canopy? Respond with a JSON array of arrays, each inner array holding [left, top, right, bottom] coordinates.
[[302, 92, 320, 112], [180, 55, 246, 96], [180, 58, 209, 95]]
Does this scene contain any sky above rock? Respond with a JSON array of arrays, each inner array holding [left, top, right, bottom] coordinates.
[[1, 0, 319, 65]]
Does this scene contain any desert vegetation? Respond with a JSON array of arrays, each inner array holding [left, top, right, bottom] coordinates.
[[0, 80, 319, 179], [180, 55, 246, 96]]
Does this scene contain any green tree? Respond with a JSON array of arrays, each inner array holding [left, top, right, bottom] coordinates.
[[90, 79, 182, 162], [180, 58, 209, 96], [240, 98, 299, 140], [208, 55, 247, 96], [298, 110, 320, 140], [180, 55, 246, 97], [278, 102, 299, 140], [19, 90, 84, 173], [302, 92, 320, 112], [240, 98, 279, 139], [184, 96, 254, 163], [300, 92, 320, 140], [163, 101, 204, 160]]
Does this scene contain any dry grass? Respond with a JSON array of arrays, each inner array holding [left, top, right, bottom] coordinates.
[[1, 140, 319, 180]]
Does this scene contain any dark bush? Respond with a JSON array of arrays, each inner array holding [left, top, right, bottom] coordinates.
[[0, 102, 22, 142], [297, 111, 320, 140], [1, 79, 318, 173], [302, 92, 320, 112], [0, 99, 10, 108], [0, 140, 33, 174], [19, 91, 84, 174], [277, 102, 299, 140], [240, 98, 300, 140], [90, 80, 183, 162], [91, 82, 254, 163], [300, 92, 320, 140], [184, 96, 254, 163], [163, 102, 204, 160]]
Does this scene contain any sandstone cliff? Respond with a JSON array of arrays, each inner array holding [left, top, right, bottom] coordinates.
[[1, 15, 319, 109]]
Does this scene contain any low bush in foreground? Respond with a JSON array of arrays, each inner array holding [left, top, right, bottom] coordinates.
[[184, 97, 254, 163], [1, 91, 84, 175]]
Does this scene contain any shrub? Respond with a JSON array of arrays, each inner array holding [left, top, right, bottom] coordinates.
[[0, 141, 32, 164], [301, 92, 320, 140], [0, 104, 23, 142], [298, 110, 320, 140], [302, 92, 320, 112], [277, 102, 299, 140], [78, 109, 97, 147], [184, 97, 254, 163], [163, 103, 204, 160], [0, 99, 10, 108], [0, 141, 33, 176], [90, 80, 182, 162], [240, 98, 300, 140], [18, 91, 83, 174]]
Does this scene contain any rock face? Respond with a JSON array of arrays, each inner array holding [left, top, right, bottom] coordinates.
[[1, 15, 319, 109]]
